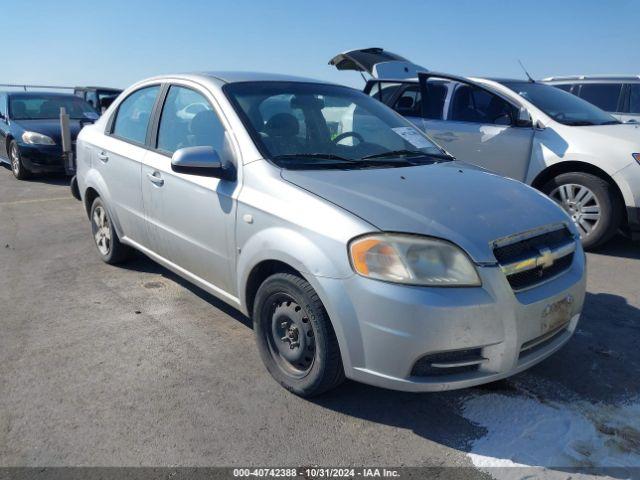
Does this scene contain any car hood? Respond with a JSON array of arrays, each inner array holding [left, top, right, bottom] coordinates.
[[572, 122, 640, 144], [13, 119, 90, 144], [281, 162, 571, 264]]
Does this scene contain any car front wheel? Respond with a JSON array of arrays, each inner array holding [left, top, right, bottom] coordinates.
[[9, 140, 31, 180], [543, 172, 622, 249], [253, 272, 345, 397]]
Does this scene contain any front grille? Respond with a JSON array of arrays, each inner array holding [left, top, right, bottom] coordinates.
[[506, 253, 573, 290], [411, 348, 485, 377], [493, 225, 575, 291], [493, 227, 571, 264]]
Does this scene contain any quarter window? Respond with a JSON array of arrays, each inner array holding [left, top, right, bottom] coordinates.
[[112, 86, 160, 145], [450, 85, 514, 125], [156, 86, 226, 155], [578, 83, 622, 112]]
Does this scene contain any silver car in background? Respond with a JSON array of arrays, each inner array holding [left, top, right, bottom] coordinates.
[[74, 72, 586, 396]]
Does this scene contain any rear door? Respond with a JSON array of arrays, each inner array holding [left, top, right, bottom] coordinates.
[[141, 82, 238, 295], [420, 79, 534, 181], [97, 84, 161, 247]]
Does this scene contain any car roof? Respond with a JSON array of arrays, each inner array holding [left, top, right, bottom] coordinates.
[[197, 71, 337, 85], [4, 91, 78, 98], [75, 86, 122, 91], [542, 75, 640, 83]]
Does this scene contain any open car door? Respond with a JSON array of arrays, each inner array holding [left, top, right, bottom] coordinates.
[[329, 47, 427, 80], [416, 72, 535, 181]]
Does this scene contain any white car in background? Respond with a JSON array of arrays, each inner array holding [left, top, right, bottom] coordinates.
[[542, 75, 640, 124], [330, 48, 640, 249]]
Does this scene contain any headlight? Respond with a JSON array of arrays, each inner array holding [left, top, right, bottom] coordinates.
[[22, 131, 55, 145], [633, 153, 640, 164], [349, 234, 481, 286]]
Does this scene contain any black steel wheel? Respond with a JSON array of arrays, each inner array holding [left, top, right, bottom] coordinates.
[[253, 272, 344, 397]]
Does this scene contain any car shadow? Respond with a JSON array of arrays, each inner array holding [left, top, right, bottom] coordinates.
[[122, 252, 252, 328], [116, 250, 639, 475], [0, 163, 71, 186], [310, 291, 640, 477], [590, 234, 640, 260]]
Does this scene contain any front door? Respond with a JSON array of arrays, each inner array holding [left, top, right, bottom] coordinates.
[[141, 84, 238, 296], [423, 82, 534, 181]]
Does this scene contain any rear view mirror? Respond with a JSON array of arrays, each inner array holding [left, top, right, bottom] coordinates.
[[516, 107, 533, 127], [171, 146, 235, 180]]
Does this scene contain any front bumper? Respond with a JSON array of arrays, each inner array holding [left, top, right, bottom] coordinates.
[[18, 143, 66, 173], [613, 163, 640, 232], [315, 246, 586, 392]]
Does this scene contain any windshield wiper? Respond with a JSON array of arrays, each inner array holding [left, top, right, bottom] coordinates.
[[361, 150, 453, 162], [562, 120, 596, 126], [361, 149, 427, 160], [272, 153, 357, 163]]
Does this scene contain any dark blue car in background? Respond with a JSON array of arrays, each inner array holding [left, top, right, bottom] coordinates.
[[0, 92, 98, 180]]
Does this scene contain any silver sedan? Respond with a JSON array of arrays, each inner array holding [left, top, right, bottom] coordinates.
[[73, 72, 586, 396]]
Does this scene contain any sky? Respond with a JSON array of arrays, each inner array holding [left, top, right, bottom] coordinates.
[[4, 0, 640, 90]]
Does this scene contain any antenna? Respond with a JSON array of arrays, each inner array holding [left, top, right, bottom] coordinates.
[[518, 60, 535, 83]]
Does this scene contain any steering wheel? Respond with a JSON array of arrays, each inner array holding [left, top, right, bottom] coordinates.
[[332, 131, 364, 144]]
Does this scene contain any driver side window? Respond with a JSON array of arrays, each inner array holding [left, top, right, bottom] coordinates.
[[449, 84, 514, 125]]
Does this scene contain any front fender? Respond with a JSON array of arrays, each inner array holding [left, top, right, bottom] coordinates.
[[236, 226, 354, 310]]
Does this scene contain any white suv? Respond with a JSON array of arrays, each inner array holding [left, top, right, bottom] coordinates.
[[330, 48, 640, 248]]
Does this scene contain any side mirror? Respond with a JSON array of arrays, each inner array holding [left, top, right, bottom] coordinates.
[[171, 146, 235, 180], [516, 107, 533, 127]]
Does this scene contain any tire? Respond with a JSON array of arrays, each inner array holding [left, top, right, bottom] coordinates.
[[542, 172, 622, 250], [89, 197, 132, 264], [9, 140, 31, 180], [253, 272, 345, 397]]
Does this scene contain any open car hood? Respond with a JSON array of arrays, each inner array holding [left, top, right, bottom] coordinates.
[[329, 47, 428, 80]]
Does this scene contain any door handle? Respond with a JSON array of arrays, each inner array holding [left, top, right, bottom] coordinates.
[[147, 171, 164, 187], [97, 152, 109, 163]]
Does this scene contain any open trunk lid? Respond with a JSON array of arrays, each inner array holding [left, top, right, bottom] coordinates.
[[329, 47, 427, 79]]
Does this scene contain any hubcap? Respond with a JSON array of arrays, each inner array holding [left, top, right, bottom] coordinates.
[[266, 296, 315, 377], [10, 144, 20, 175], [550, 183, 600, 238], [92, 206, 112, 255]]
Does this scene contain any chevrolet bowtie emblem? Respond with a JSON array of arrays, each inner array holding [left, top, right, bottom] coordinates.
[[535, 246, 555, 270]]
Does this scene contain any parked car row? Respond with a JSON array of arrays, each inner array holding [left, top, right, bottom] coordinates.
[[329, 48, 640, 249], [4, 52, 638, 397], [0, 92, 99, 179]]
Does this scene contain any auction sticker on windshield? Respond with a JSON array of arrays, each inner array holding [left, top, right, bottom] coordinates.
[[392, 127, 434, 149]]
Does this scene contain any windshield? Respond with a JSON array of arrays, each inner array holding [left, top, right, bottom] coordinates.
[[502, 82, 619, 126], [223, 81, 450, 169], [9, 94, 99, 121]]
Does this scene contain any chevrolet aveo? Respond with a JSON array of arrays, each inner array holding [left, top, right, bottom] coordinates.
[[73, 72, 586, 397]]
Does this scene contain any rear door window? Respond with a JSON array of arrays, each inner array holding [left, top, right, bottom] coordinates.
[[111, 85, 160, 145], [577, 83, 622, 112]]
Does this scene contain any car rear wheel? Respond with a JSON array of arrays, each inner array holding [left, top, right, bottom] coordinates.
[[253, 272, 345, 397], [543, 172, 622, 249], [9, 140, 31, 180], [90, 197, 132, 264]]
